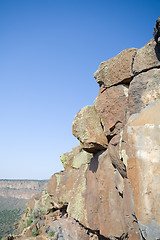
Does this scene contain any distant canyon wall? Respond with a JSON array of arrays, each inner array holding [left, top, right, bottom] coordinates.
[[0, 180, 47, 199]]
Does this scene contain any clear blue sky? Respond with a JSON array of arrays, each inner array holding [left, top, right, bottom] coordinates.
[[0, 0, 159, 179]]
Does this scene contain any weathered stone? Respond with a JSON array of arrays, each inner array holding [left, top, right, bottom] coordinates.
[[85, 150, 127, 238], [71, 147, 92, 169], [133, 38, 160, 74], [95, 85, 128, 137], [72, 105, 108, 153], [94, 48, 137, 88], [108, 142, 127, 178], [47, 163, 89, 226], [44, 217, 99, 240], [121, 101, 160, 240], [60, 145, 92, 170], [123, 179, 141, 240], [47, 149, 140, 239], [128, 68, 160, 116]]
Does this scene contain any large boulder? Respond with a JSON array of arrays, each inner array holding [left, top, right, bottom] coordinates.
[[133, 38, 160, 75], [95, 84, 128, 138], [128, 68, 160, 116], [72, 105, 108, 153], [94, 48, 137, 88], [121, 100, 160, 240]]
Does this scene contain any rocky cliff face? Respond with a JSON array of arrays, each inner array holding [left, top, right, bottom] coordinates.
[[9, 36, 160, 240]]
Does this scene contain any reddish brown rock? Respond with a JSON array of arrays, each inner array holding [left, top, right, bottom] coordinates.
[[47, 149, 140, 239], [133, 38, 160, 74], [121, 101, 160, 239], [128, 68, 160, 116], [108, 141, 127, 178], [72, 105, 108, 153], [94, 48, 137, 88], [47, 163, 89, 226], [95, 84, 128, 137], [123, 179, 141, 240], [85, 150, 127, 238]]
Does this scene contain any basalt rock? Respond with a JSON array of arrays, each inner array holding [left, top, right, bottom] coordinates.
[[128, 68, 160, 116], [60, 145, 92, 170], [121, 101, 160, 240], [47, 149, 138, 239], [95, 84, 128, 138], [72, 105, 108, 153], [93, 48, 137, 88], [133, 38, 160, 75]]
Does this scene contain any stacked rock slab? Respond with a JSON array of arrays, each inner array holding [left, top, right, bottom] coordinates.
[[11, 34, 160, 239]]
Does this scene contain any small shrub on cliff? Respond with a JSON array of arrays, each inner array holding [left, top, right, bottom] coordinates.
[[48, 230, 55, 237], [31, 227, 39, 237], [27, 214, 37, 227]]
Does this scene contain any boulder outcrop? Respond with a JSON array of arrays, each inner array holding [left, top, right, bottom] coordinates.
[[128, 68, 160, 116], [94, 84, 128, 137], [133, 39, 160, 74], [9, 19, 160, 240], [93, 48, 137, 88], [72, 105, 108, 153]]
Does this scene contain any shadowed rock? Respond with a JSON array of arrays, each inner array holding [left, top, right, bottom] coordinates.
[[153, 17, 160, 44]]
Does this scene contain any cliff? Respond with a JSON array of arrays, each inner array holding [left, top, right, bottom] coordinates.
[[0, 180, 47, 199], [7, 33, 160, 239]]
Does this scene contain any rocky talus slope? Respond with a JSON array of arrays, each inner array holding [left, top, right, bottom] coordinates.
[[8, 38, 160, 240]]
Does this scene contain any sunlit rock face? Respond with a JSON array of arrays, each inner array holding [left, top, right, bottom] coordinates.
[[128, 68, 160, 116], [133, 39, 160, 75], [122, 101, 160, 240], [93, 48, 137, 88], [94, 84, 129, 138], [72, 105, 108, 153]]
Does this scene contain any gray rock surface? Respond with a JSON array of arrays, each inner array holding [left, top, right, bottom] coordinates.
[[128, 68, 160, 116], [133, 38, 160, 74]]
